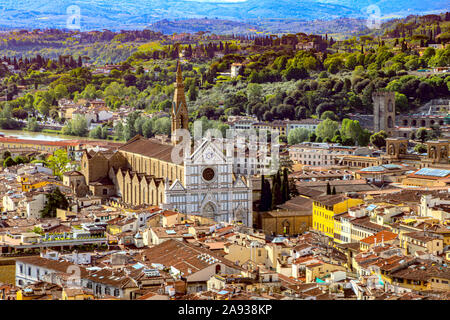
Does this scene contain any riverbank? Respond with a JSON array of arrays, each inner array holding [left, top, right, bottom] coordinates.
[[0, 129, 124, 144]]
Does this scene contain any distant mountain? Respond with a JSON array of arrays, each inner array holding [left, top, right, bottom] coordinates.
[[0, 0, 447, 31], [148, 19, 257, 35]]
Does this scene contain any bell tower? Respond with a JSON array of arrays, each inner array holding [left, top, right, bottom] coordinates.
[[171, 61, 189, 145], [373, 91, 395, 137]]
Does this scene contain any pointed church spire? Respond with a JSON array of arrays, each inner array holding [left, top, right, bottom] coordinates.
[[176, 60, 183, 85], [171, 60, 189, 145]]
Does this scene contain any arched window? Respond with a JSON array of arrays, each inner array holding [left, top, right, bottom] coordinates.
[[387, 116, 393, 128], [388, 100, 393, 112]]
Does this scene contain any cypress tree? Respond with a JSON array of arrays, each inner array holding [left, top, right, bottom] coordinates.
[[326, 182, 331, 195], [259, 175, 266, 211], [283, 168, 290, 202], [265, 180, 272, 211], [281, 179, 287, 204], [276, 170, 282, 188], [272, 181, 281, 210], [332, 186, 337, 195]]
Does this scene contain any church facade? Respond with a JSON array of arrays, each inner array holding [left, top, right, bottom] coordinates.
[[164, 139, 253, 226], [79, 62, 253, 226]]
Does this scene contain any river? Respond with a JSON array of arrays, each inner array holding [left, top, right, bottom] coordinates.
[[0, 129, 71, 141]]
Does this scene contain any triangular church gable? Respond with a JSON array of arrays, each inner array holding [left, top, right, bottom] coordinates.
[[233, 176, 248, 189], [169, 179, 185, 192], [191, 139, 227, 164], [90, 152, 108, 161]]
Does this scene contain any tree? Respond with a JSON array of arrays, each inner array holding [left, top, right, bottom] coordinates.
[[282, 168, 290, 202], [247, 83, 263, 105], [315, 118, 339, 141], [271, 181, 281, 210], [47, 149, 72, 179], [36, 99, 51, 116], [3, 156, 15, 168], [187, 83, 198, 101], [430, 124, 441, 140], [283, 66, 308, 81], [40, 187, 69, 218], [320, 111, 338, 121], [259, 175, 273, 212], [340, 119, 367, 146], [326, 182, 332, 195], [395, 92, 409, 113], [263, 179, 272, 211], [62, 114, 89, 137], [271, 171, 283, 209], [54, 84, 69, 100], [416, 127, 429, 143], [26, 117, 40, 132], [14, 156, 27, 165], [370, 131, 387, 149], [331, 186, 337, 195], [288, 128, 310, 145], [414, 143, 427, 154], [89, 125, 108, 139]]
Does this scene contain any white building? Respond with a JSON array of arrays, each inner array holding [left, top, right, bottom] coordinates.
[[419, 193, 450, 221], [285, 119, 322, 136], [231, 63, 243, 78], [24, 193, 47, 219], [289, 142, 359, 166], [164, 139, 253, 226]]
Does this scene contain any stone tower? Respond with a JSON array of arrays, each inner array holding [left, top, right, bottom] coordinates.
[[385, 138, 408, 160], [373, 91, 395, 136], [425, 140, 449, 165], [171, 61, 189, 145]]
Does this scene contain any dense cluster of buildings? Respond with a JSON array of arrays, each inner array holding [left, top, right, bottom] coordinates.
[[0, 66, 449, 301]]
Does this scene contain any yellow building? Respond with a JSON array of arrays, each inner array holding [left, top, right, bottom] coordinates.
[[333, 214, 345, 244], [380, 265, 450, 292], [19, 176, 60, 192], [252, 121, 287, 136], [305, 261, 346, 283], [312, 195, 364, 239], [62, 288, 94, 300], [0, 137, 77, 154], [258, 211, 311, 236]]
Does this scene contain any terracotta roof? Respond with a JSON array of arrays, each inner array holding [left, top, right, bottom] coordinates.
[[119, 136, 175, 163], [277, 196, 313, 212], [313, 194, 348, 206], [360, 230, 398, 245], [139, 239, 241, 276]]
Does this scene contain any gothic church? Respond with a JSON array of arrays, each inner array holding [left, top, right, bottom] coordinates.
[[79, 63, 253, 226]]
